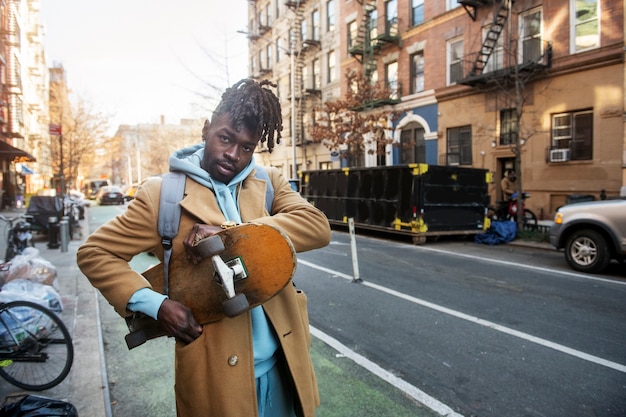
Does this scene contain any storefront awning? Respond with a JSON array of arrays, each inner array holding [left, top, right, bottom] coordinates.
[[0, 140, 36, 162]]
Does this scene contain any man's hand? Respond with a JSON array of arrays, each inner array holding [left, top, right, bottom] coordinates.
[[183, 223, 222, 264], [157, 299, 203, 344]]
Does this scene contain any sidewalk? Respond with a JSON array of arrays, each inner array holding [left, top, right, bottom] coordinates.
[[0, 207, 109, 416]]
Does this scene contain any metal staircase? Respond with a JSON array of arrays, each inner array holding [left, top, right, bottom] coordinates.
[[469, 0, 512, 76], [285, 0, 305, 145]]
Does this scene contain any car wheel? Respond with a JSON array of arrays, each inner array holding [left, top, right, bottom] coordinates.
[[564, 229, 610, 273]]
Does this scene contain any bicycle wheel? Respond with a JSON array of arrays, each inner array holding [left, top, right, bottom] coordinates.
[[523, 209, 538, 230], [0, 300, 73, 390]]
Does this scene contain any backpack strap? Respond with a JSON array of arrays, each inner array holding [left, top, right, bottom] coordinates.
[[157, 171, 186, 295], [254, 166, 274, 213]]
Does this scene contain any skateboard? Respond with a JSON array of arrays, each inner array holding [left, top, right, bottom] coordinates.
[[124, 223, 297, 349]]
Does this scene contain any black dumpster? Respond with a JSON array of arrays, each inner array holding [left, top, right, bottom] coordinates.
[[300, 164, 489, 239]]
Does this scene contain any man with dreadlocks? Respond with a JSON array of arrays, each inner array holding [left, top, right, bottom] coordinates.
[[77, 79, 331, 417]]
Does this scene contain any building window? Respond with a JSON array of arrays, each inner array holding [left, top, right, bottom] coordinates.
[[348, 20, 358, 50], [400, 122, 425, 164], [327, 50, 336, 83], [500, 109, 518, 146], [266, 44, 272, 69], [276, 38, 283, 62], [301, 18, 307, 42], [386, 0, 398, 37], [520, 8, 543, 64], [411, 0, 424, 27], [259, 50, 266, 71], [571, 0, 599, 52], [313, 58, 321, 90], [368, 9, 378, 44], [447, 126, 472, 165], [385, 61, 398, 99], [552, 110, 593, 160], [311, 9, 320, 41], [410, 51, 424, 93], [265, 3, 272, 26], [447, 38, 463, 85], [327, 0, 335, 32]]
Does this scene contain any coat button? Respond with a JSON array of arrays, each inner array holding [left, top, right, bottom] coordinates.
[[228, 355, 238, 366]]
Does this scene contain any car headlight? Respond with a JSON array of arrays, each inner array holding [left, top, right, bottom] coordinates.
[[554, 212, 563, 225]]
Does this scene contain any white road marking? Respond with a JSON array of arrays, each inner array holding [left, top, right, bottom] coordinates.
[[299, 259, 626, 375], [310, 325, 464, 417], [417, 245, 626, 286]]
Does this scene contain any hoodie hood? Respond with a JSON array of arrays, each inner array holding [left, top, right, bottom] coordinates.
[[168, 142, 256, 222]]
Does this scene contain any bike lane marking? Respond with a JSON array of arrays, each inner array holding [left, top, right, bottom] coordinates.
[[309, 325, 463, 417], [298, 259, 626, 375]]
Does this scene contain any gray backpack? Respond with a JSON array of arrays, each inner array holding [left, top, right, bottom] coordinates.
[[157, 168, 274, 295]]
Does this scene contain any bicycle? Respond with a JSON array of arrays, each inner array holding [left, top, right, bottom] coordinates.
[[0, 263, 73, 390], [491, 192, 538, 230], [0, 214, 34, 262]]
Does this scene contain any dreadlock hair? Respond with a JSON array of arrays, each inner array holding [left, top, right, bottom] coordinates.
[[211, 79, 283, 153]]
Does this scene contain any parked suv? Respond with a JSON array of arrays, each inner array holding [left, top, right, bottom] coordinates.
[[549, 199, 626, 273]]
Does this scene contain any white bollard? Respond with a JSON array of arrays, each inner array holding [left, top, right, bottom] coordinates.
[[348, 218, 362, 283]]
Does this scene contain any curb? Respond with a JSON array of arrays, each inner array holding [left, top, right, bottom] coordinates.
[[0, 208, 109, 417]]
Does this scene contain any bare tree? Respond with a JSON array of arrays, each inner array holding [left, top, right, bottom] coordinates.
[[307, 70, 401, 165], [49, 77, 111, 191]]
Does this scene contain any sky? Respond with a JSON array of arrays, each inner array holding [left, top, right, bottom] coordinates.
[[39, 0, 249, 134]]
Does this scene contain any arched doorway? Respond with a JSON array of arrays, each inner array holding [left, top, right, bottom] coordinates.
[[399, 121, 425, 164]]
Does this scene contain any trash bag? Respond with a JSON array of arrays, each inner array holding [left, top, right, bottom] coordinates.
[[0, 247, 58, 289], [0, 279, 63, 313], [0, 395, 78, 416], [474, 220, 517, 245]]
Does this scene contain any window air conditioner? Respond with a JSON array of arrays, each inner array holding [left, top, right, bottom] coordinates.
[[550, 148, 570, 162]]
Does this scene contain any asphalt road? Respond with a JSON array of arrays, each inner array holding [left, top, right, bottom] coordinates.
[[90, 204, 626, 416], [295, 231, 626, 417]]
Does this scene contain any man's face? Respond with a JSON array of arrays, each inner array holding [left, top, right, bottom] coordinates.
[[201, 113, 259, 184]]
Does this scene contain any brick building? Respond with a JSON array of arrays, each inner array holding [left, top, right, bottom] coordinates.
[[245, 0, 624, 219]]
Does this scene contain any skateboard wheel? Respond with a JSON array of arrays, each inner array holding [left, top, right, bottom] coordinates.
[[223, 293, 250, 317], [196, 235, 226, 258]]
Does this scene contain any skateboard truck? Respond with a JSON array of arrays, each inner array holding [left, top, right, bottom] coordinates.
[[197, 235, 250, 317]]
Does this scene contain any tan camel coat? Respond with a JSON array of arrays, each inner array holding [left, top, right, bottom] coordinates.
[[77, 167, 331, 417]]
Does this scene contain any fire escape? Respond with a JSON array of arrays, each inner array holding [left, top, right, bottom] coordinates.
[[348, 0, 402, 109], [458, 0, 552, 87], [284, 0, 306, 146], [3, 0, 24, 139], [468, 0, 511, 76]]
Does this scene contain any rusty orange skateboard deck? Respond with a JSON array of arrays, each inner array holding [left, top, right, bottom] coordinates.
[[125, 223, 296, 349]]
